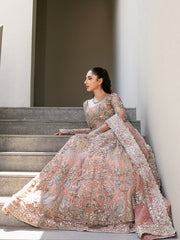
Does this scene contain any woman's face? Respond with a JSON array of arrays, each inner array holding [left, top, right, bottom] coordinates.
[[84, 70, 101, 92]]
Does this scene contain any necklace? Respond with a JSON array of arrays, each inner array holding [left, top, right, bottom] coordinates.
[[93, 93, 106, 104]]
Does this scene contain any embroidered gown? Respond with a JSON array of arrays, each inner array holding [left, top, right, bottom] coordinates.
[[2, 93, 176, 240]]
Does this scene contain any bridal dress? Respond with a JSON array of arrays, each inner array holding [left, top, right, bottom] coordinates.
[[2, 93, 176, 239]]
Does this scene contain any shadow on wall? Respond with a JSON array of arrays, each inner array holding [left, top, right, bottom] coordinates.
[[0, 25, 3, 64]]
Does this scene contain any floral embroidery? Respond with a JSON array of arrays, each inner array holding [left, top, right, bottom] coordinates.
[[2, 93, 175, 239], [106, 114, 175, 237]]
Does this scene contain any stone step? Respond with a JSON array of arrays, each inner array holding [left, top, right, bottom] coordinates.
[[0, 120, 88, 135], [0, 227, 139, 240], [0, 226, 177, 240], [0, 152, 56, 172], [0, 107, 136, 121], [0, 172, 38, 196], [0, 135, 70, 152], [0, 120, 140, 135], [0, 224, 141, 240]]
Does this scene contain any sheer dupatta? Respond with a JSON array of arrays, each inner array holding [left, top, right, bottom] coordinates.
[[103, 94, 176, 239]]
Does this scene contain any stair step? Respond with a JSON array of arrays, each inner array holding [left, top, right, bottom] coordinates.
[[0, 118, 140, 152], [0, 107, 136, 121], [0, 135, 70, 152], [0, 120, 140, 135], [0, 120, 88, 135], [0, 172, 38, 196], [0, 225, 141, 240], [0, 152, 56, 171]]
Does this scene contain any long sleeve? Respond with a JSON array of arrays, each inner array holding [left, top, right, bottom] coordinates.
[[58, 100, 92, 135], [89, 93, 127, 135], [109, 93, 127, 121], [68, 128, 92, 134]]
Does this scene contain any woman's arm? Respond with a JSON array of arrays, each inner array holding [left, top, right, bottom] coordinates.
[[54, 94, 126, 135], [54, 128, 92, 135], [89, 93, 127, 135], [54, 100, 92, 135], [110, 93, 127, 121]]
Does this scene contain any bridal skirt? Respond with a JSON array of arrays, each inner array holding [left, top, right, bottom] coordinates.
[[2, 117, 176, 240]]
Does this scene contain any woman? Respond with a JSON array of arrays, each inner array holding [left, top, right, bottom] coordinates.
[[2, 67, 176, 239]]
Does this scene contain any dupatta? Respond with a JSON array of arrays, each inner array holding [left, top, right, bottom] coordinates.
[[106, 114, 176, 239]]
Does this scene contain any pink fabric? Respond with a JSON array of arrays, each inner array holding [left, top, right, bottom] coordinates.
[[2, 93, 176, 239]]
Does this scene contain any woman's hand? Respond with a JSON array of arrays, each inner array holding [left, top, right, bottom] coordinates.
[[54, 129, 71, 135]]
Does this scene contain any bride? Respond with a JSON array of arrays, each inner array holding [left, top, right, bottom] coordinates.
[[2, 67, 176, 239]]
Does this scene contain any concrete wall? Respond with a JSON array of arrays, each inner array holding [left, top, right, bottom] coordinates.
[[34, 0, 114, 107], [0, 0, 34, 107], [0, 25, 3, 64], [116, 0, 180, 236], [114, 0, 138, 108]]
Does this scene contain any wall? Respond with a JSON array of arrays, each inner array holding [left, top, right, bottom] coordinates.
[[34, 0, 114, 107], [0, 0, 114, 107], [114, 0, 138, 108], [116, 0, 180, 236], [0, 0, 34, 107], [0, 25, 3, 64]]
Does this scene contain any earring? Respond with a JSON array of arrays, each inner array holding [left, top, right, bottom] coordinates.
[[98, 85, 100, 89]]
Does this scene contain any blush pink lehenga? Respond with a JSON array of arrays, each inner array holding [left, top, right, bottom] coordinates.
[[2, 93, 176, 239]]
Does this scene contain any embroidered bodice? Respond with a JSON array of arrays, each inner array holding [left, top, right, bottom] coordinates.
[[83, 93, 127, 130]]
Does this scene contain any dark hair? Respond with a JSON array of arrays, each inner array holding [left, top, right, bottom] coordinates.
[[89, 67, 112, 93]]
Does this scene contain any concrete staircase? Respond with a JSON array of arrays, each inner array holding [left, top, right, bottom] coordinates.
[[0, 107, 140, 231]]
